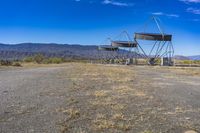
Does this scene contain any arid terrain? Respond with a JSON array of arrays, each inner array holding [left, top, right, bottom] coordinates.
[[0, 63, 200, 133]]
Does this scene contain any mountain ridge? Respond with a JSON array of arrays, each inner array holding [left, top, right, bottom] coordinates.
[[0, 43, 199, 60]]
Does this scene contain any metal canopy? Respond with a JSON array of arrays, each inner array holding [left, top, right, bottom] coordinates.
[[98, 45, 119, 51], [111, 41, 137, 48], [134, 16, 174, 65], [134, 33, 172, 41], [97, 16, 174, 66]]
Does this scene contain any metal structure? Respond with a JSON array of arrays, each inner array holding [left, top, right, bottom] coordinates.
[[111, 31, 138, 64], [98, 45, 119, 51], [134, 16, 174, 65], [98, 38, 119, 64], [98, 31, 139, 65], [98, 16, 174, 66]]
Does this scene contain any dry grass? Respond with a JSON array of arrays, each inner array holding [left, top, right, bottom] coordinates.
[[60, 63, 144, 132], [62, 108, 80, 119], [55, 63, 200, 132], [2, 62, 200, 133], [93, 116, 131, 131], [94, 90, 109, 97], [90, 97, 116, 106], [141, 130, 153, 133], [21, 62, 65, 68], [111, 104, 127, 111], [115, 85, 133, 94], [93, 119, 115, 130], [168, 67, 200, 76], [134, 91, 146, 97], [112, 113, 125, 120]]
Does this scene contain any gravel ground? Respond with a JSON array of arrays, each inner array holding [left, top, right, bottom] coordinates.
[[0, 63, 200, 133]]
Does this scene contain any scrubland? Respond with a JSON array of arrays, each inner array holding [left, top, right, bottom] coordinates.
[[0, 63, 200, 133]]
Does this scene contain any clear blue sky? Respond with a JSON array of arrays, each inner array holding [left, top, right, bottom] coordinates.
[[0, 0, 200, 55]]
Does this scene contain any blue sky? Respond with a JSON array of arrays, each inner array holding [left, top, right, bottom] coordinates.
[[0, 0, 200, 55]]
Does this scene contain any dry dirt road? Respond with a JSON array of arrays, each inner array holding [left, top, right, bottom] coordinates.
[[0, 63, 200, 133]]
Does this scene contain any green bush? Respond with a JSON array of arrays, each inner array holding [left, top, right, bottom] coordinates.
[[183, 60, 191, 64], [23, 57, 34, 62], [0, 60, 13, 66], [45, 57, 64, 64], [194, 60, 200, 64], [13, 62, 22, 67], [34, 54, 45, 64], [23, 55, 66, 64]]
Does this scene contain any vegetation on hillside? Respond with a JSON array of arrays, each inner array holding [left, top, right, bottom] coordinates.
[[0, 60, 22, 67], [0, 54, 67, 67], [23, 54, 65, 64]]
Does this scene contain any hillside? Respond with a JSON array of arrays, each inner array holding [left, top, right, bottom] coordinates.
[[0, 43, 99, 60], [174, 55, 190, 60], [0, 43, 199, 60], [188, 55, 200, 60]]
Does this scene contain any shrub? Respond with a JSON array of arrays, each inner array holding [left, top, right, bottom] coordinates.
[[0, 60, 13, 66], [34, 54, 45, 64], [13, 62, 22, 67], [45, 57, 64, 64], [194, 60, 200, 64], [23, 57, 34, 62], [183, 60, 191, 64]]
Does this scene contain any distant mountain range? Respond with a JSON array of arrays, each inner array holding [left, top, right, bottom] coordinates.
[[0, 43, 99, 60], [174, 55, 200, 60], [0, 43, 199, 60], [188, 55, 200, 60]]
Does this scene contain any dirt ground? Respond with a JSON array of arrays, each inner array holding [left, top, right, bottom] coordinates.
[[0, 63, 200, 133]]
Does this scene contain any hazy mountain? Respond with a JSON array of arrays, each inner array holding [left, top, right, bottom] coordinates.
[[0, 43, 99, 60], [174, 55, 200, 60], [0, 43, 135, 60], [0, 43, 199, 60], [188, 55, 200, 60], [174, 55, 190, 60]]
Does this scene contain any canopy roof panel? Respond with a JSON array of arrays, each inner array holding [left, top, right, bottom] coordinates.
[[98, 45, 119, 51], [134, 33, 172, 41], [111, 41, 137, 48]]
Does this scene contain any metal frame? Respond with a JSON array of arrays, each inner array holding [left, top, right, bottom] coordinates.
[[111, 31, 139, 64], [97, 16, 174, 66], [134, 16, 174, 65], [98, 38, 120, 64]]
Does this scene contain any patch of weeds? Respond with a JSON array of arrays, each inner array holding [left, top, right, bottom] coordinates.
[[63, 108, 80, 119], [67, 98, 79, 105], [90, 97, 116, 106], [111, 104, 126, 111], [96, 113, 106, 119], [134, 91, 146, 97], [115, 85, 133, 95], [60, 124, 69, 133], [112, 113, 125, 120], [94, 90, 109, 97], [175, 106, 184, 113], [115, 121, 131, 131], [93, 119, 115, 130], [73, 127, 87, 133], [141, 130, 153, 133]]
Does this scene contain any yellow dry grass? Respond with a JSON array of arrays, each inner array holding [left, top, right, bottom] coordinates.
[[93, 115, 131, 131], [168, 67, 200, 76], [62, 108, 80, 119], [21, 62, 70, 68], [94, 90, 109, 97], [111, 104, 127, 111], [90, 97, 116, 106], [112, 113, 125, 120]]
